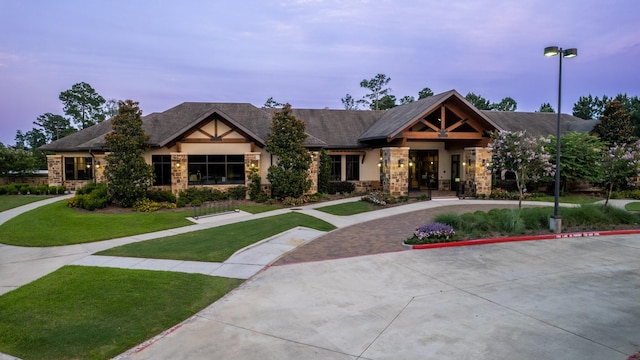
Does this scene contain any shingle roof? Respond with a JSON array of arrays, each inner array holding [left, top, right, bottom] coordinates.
[[481, 111, 589, 137], [39, 92, 598, 152], [358, 90, 500, 141]]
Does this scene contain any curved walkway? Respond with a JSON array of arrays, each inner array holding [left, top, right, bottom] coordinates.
[[1, 197, 639, 360]]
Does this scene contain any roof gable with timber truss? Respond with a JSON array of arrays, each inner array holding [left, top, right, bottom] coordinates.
[[358, 90, 499, 147]]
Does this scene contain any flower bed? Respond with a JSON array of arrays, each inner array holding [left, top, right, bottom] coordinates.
[[404, 222, 456, 245]]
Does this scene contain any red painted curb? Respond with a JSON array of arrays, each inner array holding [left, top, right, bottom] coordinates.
[[409, 229, 640, 250]]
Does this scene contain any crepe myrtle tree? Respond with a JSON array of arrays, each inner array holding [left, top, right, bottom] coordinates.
[[488, 130, 553, 208], [600, 142, 640, 208]]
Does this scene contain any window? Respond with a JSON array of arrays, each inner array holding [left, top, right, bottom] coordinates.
[[152, 155, 171, 186], [345, 155, 360, 180], [330, 155, 341, 181], [64, 157, 93, 180], [187, 155, 245, 185]]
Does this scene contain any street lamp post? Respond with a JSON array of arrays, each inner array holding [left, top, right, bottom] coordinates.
[[544, 46, 577, 233]]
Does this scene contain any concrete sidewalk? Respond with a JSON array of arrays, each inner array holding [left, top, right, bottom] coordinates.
[[0, 196, 633, 295]]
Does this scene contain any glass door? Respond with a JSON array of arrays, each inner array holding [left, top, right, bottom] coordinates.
[[409, 150, 438, 190]]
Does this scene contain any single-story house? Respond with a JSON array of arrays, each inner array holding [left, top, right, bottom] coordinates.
[[39, 89, 595, 197]]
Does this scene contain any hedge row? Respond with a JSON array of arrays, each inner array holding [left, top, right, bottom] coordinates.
[[0, 184, 67, 195]]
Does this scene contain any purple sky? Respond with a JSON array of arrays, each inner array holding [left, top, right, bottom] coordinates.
[[1, 0, 639, 145]]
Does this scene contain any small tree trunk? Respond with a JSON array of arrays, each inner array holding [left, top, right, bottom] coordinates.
[[604, 182, 614, 208], [515, 172, 523, 209]]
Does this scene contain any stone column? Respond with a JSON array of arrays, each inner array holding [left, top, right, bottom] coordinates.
[[94, 155, 107, 184], [463, 147, 492, 197], [171, 153, 188, 196], [47, 155, 63, 187], [382, 147, 409, 197], [244, 152, 261, 199], [306, 151, 319, 195]]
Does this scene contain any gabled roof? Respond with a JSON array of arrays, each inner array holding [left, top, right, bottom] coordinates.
[[358, 90, 499, 142], [39, 90, 598, 153]]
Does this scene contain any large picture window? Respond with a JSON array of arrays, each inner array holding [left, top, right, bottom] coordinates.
[[187, 155, 245, 185], [64, 157, 93, 180], [152, 155, 171, 186], [345, 155, 360, 180], [330, 155, 341, 181]]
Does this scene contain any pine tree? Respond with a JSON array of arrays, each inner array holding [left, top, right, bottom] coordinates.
[[105, 100, 154, 207]]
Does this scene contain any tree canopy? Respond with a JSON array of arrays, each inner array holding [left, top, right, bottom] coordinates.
[[593, 100, 635, 147], [59, 82, 107, 129], [537, 103, 555, 113], [359, 73, 392, 110], [488, 130, 553, 208]]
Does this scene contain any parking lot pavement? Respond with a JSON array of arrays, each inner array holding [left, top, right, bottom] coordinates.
[[120, 234, 640, 360]]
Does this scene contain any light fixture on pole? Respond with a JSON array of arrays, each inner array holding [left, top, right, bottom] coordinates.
[[544, 46, 577, 233]]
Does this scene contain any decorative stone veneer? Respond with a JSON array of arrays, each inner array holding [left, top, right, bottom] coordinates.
[[244, 152, 261, 199], [306, 151, 318, 195], [47, 155, 63, 187], [171, 153, 188, 195], [351, 180, 382, 193], [463, 147, 492, 196], [94, 155, 107, 184], [382, 147, 409, 197]]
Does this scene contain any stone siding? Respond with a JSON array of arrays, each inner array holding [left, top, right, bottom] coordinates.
[[463, 147, 492, 196], [382, 147, 409, 197], [171, 153, 188, 195]]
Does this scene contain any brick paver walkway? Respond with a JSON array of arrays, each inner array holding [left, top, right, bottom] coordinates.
[[273, 203, 522, 265]]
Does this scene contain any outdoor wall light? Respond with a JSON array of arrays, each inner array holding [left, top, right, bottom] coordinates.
[[250, 159, 259, 168], [378, 162, 382, 167], [545, 45, 578, 234], [175, 163, 180, 168], [398, 159, 405, 167]]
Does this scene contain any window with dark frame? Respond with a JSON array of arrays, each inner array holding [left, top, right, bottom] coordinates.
[[330, 155, 341, 181], [187, 155, 245, 185], [152, 155, 172, 186], [345, 155, 360, 180], [64, 157, 93, 180]]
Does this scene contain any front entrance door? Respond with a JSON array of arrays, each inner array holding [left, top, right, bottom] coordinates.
[[409, 150, 438, 190]]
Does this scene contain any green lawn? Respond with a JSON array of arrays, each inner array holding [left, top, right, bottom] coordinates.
[[0, 195, 54, 212], [98, 212, 336, 262], [526, 195, 602, 204], [0, 200, 194, 247], [626, 202, 640, 211], [316, 201, 379, 215], [0, 266, 243, 360]]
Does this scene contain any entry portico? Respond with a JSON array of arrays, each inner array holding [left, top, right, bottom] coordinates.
[[359, 90, 497, 196]]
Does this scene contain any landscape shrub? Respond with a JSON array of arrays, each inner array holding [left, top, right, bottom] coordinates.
[[489, 188, 512, 200], [405, 222, 456, 244], [146, 189, 176, 203], [362, 193, 387, 206], [327, 181, 355, 195], [177, 187, 228, 206], [248, 167, 266, 202], [495, 210, 525, 234], [67, 183, 110, 211], [133, 198, 177, 212], [227, 186, 247, 200], [433, 212, 462, 229]]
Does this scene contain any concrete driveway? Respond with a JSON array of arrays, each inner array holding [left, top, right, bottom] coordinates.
[[119, 234, 640, 360]]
